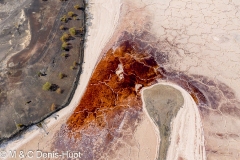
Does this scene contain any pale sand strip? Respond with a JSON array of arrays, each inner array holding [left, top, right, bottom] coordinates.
[[0, 0, 122, 155], [138, 82, 206, 160], [133, 86, 161, 160], [162, 82, 206, 160]]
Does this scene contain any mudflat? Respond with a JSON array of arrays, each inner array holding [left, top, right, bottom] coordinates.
[[143, 84, 184, 160]]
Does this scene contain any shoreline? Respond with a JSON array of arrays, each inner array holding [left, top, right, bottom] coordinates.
[[0, 0, 83, 143], [0, 0, 122, 154], [140, 81, 206, 160], [1, 0, 240, 159], [140, 85, 161, 160]]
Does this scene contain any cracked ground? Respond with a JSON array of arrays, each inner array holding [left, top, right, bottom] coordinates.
[[2, 0, 240, 160]]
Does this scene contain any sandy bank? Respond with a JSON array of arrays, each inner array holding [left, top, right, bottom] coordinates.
[[159, 82, 206, 160], [139, 82, 206, 160], [0, 0, 122, 157]]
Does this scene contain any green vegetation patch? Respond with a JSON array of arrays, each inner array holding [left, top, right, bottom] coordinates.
[[42, 82, 52, 91]]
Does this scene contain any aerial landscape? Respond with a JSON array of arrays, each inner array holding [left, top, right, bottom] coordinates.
[[0, 0, 84, 140], [0, 0, 240, 159]]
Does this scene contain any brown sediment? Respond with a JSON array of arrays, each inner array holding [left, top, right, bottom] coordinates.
[[190, 93, 199, 104], [53, 30, 240, 160], [53, 32, 210, 158], [65, 40, 161, 135]]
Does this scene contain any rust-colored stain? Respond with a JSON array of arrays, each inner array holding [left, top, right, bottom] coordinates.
[[190, 93, 199, 104], [65, 39, 206, 138], [66, 41, 161, 138], [53, 33, 208, 155]]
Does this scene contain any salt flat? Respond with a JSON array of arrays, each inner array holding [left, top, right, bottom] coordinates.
[[1, 0, 240, 160]]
